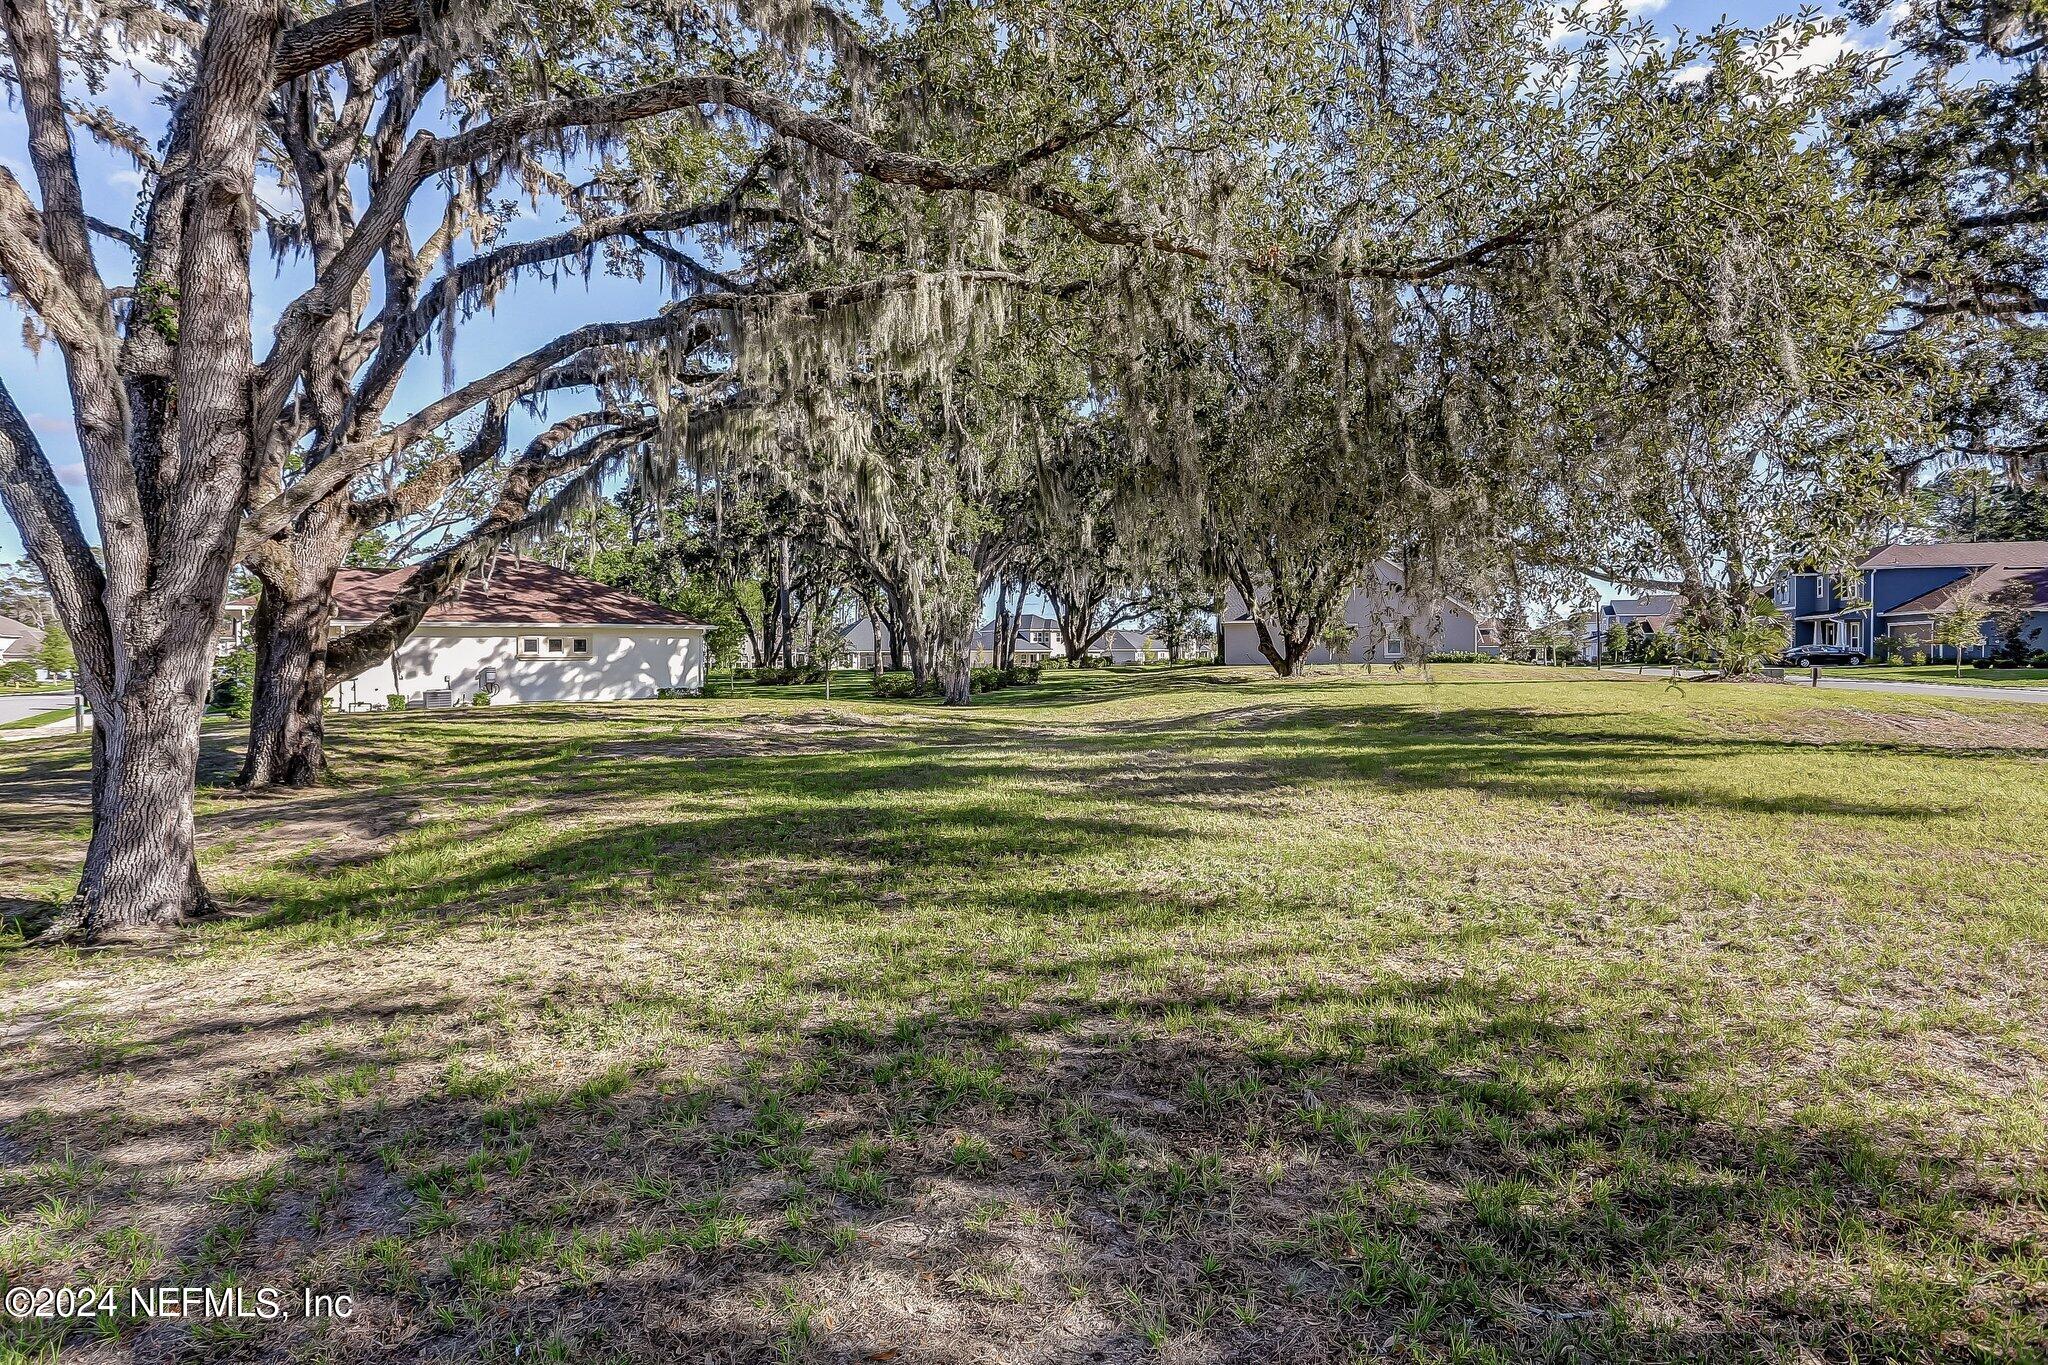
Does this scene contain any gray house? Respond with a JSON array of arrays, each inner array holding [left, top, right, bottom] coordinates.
[[837, 616, 896, 670], [973, 613, 1062, 665], [1585, 594, 1680, 660], [0, 614, 44, 667], [1773, 540, 2048, 661]]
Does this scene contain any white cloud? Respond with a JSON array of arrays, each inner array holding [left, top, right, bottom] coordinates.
[[1782, 28, 1871, 72], [1546, 0, 1669, 49]]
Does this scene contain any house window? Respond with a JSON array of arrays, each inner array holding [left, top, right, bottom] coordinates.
[[517, 635, 592, 660], [1384, 636, 1405, 659], [1848, 620, 1861, 650]]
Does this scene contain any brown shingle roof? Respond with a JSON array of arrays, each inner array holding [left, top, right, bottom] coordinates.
[[1886, 564, 2048, 618], [1862, 540, 2048, 570], [331, 558, 705, 628]]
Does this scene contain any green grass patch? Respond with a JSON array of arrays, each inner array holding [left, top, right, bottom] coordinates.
[[1, 667, 2044, 1360]]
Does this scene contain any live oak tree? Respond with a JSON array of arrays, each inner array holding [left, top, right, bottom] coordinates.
[[1014, 413, 1165, 666], [1100, 11, 1901, 678], [1181, 307, 1397, 676], [0, 0, 1933, 937], [1498, 20, 1927, 636], [223, 0, 1420, 771], [730, 340, 1045, 703], [0, 0, 1348, 936], [1847, 0, 2048, 485]]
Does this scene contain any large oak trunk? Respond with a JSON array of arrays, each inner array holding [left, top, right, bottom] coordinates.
[[239, 583, 333, 788], [938, 630, 974, 704], [1251, 617, 1308, 676], [71, 652, 213, 937], [240, 508, 348, 789], [941, 658, 972, 704]]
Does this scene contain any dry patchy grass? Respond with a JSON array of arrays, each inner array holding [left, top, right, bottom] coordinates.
[[0, 665, 2045, 1363]]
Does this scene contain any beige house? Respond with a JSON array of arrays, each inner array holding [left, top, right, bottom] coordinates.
[[1220, 560, 1498, 666]]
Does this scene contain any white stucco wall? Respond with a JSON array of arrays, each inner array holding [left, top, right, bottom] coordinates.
[[327, 624, 705, 708], [1221, 565, 1484, 666]]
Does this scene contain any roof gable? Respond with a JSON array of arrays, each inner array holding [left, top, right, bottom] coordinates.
[[1885, 564, 2048, 618]]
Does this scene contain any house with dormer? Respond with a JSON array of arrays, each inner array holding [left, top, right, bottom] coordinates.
[[1772, 541, 2048, 662]]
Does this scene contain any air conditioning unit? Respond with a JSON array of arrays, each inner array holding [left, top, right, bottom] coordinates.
[[420, 689, 456, 710]]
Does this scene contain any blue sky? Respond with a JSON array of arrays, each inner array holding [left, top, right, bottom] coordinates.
[[0, 0, 1893, 567]]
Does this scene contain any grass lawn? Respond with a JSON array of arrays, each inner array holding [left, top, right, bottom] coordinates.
[[1827, 664, 2048, 688], [1, 666, 2044, 1363]]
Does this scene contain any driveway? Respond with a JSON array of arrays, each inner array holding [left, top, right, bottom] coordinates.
[[0, 692, 76, 726]]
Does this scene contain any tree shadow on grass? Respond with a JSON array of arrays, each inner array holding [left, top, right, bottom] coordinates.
[[1, 675, 2011, 961], [211, 687, 1997, 938], [0, 961, 2033, 1363], [2, 673, 2039, 1358]]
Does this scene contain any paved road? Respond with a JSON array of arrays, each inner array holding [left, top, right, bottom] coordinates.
[[1806, 675, 2048, 704], [1598, 667, 2048, 705], [0, 691, 75, 725]]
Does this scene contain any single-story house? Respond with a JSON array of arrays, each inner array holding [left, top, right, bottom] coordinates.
[[320, 557, 708, 709], [1773, 540, 2048, 661], [1100, 630, 1160, 665], [1220, 560, 1499, 665], [1586, 594, 1680, 659]]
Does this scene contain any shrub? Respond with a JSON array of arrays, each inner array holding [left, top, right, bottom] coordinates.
[[471, 689, 491, 707], [386, 693, 408, 711], [1427, 651, 1492, 663], [1873, 632, 1927, 665], [872, 664, 1038, 699], [743, 664, 828, 686], [212, 645, 256, 718], [871, 673, 938, 699]]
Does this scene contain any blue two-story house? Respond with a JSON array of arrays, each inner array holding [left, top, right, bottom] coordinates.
[[1773, 541, 2048, 661]]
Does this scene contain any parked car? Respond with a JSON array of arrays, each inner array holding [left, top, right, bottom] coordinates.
[[1781, 643, 1866, 666]]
